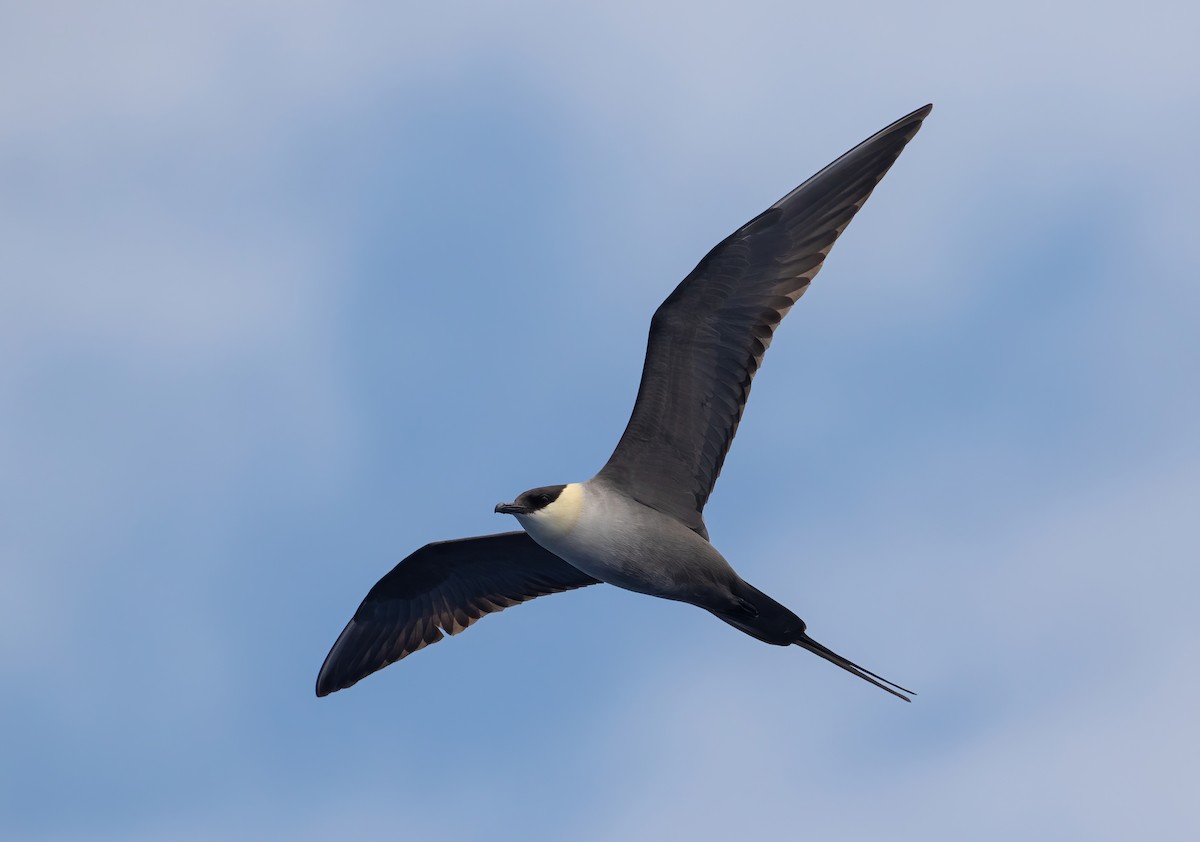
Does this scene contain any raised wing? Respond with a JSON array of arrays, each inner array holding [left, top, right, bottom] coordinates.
[[597, 105, 931, 535], [316, 532, 600, 696]]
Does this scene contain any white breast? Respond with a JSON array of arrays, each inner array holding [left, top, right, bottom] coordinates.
[[517, 480, 710, 595]]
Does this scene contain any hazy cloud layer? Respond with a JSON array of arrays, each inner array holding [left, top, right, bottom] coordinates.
[[3, 2, 1197, 840]]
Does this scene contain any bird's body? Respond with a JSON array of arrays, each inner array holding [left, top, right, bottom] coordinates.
[[514, 480, 740, 610], [317, 104, 933, 701]]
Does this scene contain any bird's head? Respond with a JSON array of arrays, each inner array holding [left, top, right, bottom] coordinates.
[[494, 484, 566, 517], [495, 483, 583, 539]]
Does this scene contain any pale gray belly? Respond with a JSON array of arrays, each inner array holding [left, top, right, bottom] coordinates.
[[527, 507, 736, 602]]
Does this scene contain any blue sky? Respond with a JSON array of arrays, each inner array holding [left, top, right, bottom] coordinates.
[[3, 2, 1198, 839]]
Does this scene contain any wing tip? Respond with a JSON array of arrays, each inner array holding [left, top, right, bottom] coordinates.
[[315, 656, 351, 696], [314, 657, 346, 698], [886, 102, 934, 140], [315, 618, 365, 698], [898, 103, 934, 125]]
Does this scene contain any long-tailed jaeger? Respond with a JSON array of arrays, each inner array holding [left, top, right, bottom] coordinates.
[[317, 104, 932, 701]]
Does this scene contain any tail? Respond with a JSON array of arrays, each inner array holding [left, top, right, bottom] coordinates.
[[715, 579, 915, 702], [793, 632, 914, 702]]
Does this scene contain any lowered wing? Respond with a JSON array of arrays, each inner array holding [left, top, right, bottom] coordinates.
[[316, 531, 600, 696]]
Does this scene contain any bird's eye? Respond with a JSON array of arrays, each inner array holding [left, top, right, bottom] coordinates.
[[536, 495, 549, 506]]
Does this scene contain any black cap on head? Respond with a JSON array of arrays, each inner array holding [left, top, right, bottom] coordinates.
[[518, 484, 566, 512]]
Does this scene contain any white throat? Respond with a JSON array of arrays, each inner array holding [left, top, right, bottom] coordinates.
[[519, 482, 585, 541]]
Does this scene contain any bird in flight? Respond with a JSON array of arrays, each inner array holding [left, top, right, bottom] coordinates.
[[317, 104, 932, 701]]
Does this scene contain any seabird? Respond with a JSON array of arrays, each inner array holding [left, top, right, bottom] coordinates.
[[317, 104, 932, 700]]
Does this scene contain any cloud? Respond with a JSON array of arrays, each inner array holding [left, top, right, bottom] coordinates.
[[2, 2, 1198, 840]]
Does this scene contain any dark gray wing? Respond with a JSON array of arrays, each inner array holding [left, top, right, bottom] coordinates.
[[597, 105, 932, 536], [316, 532, 600, 696]]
